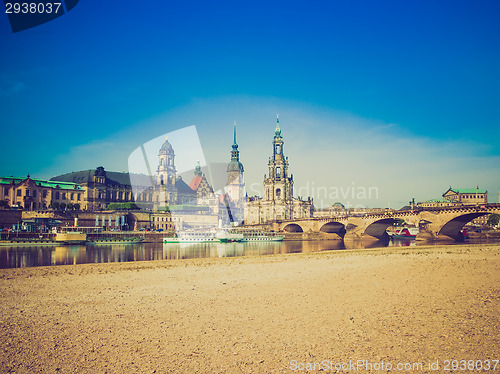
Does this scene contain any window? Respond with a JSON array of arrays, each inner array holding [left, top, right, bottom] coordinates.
[[26, 190, 30, 197], [276, 188, 281, 198], [4, 188, 9, 196], [77, 194, 81, 201], [276, 144, 281, 154], [71, 193, 74, 200], [43, 190, 47, 198], [33, 190, 37, 197], [62, 193, 66, 200], [276, 167, 281, 179], [17, 189, 21, 197], [55, 192, 60, 199]]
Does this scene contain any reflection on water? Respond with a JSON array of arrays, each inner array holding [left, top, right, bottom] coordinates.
[[0, 238, 496, 268]]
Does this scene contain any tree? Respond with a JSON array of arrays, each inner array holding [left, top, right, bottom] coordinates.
[[106, 202, 141, 210], [487, 213, 500, 227], [0, 200, 9, 209], [50, 202, 60, 210]]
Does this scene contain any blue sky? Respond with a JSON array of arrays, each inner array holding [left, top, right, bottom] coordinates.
[[1, 0, 499, 208]]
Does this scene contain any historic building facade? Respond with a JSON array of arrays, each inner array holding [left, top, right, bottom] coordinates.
[[418, 187, 488, 208], [51, 167, 150, 211], [442, 187, 487, 205], [245, 117, 313, 224], [0, 175, 84, 211]]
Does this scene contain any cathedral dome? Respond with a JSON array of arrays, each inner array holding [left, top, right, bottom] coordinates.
[[227, 160, 244, 173], [159, 137, 174, 155]]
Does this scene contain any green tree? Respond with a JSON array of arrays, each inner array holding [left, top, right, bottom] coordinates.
[[106, 202, 141, 210], [487, 213, 500, 227]]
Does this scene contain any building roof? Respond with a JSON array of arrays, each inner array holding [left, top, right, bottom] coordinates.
[[444, 187, 487, 195], [420, 199, 453, 203], [175, 177, 197, 195], [50, 169, 152, 187], [0, 176, 84, 191], [189, 175, 203, 190]]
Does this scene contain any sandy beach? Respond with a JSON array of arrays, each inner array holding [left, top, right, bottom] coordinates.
[[1, 243, 499, 373]]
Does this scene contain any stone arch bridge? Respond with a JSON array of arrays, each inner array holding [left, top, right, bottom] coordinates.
[[248, 204, 500, 241]]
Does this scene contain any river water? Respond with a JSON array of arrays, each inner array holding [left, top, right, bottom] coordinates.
[[1, 238, 499, 269]]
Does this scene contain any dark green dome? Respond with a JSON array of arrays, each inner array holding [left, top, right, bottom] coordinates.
[[227, 160, 244, 172]]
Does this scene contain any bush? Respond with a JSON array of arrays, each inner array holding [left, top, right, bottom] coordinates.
[[106, 202, 141, 210]]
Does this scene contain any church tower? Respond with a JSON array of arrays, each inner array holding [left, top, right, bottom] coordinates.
[[157, 137, 176, 186], [263, 116, 294, 209], [244, 116, 313, 224], [225, 122, 245, 224], [155, 136, 178, 207], [226, 122, 245, 203]]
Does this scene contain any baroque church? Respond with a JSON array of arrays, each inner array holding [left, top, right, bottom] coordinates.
[[152, 136, 219, 213], [244, 116, 314, 224]]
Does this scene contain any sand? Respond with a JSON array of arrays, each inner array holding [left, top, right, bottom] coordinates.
[[1, 243, 499, 373]]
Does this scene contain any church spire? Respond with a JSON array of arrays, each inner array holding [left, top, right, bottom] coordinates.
[[194, 160, 202, 176], [274, 114, 281, 137], [233, 121, 237, 147], [232, 121, 239, 153], [227, 122, 244, 173]]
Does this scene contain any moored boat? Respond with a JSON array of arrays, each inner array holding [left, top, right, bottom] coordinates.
[[87, 236, 144, 245], [216, 231, 244, 243], [229, 228, 284, 242], [390, 227, 418, 239], [163, 230, 218, 243], [54, 231, 87, 244]]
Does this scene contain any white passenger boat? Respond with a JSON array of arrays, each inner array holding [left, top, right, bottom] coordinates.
[[163, 230, 218, 243], [229, 228, 284, 242], [216, 231, 244, 243]]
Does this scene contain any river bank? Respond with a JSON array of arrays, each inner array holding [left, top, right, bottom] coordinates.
[[1, 243, 499, 373]]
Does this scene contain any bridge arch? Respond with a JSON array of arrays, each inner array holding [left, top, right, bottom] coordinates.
[[319, 222, 346, 237], [438, 212, 488, 241], [364, 218, 401, 239], [283, 223, 304, 233]]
